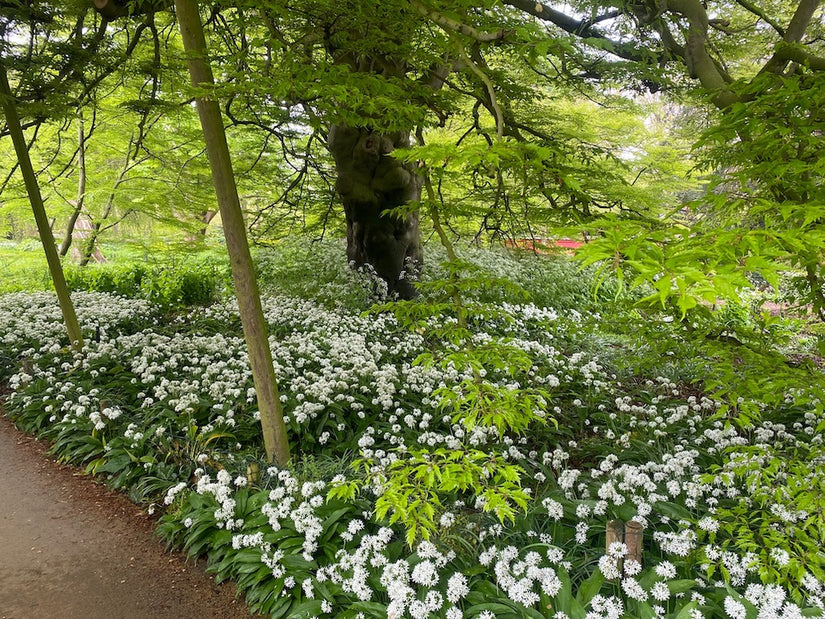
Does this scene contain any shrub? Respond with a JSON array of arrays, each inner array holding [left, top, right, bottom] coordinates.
[[65, 261, 226, 307]]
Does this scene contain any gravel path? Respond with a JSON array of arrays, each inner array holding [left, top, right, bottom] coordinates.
[[0, 415, 252, 619]]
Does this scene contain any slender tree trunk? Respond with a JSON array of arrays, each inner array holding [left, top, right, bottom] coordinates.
[[175, 0, 290, 466], [327, 125, 423, 299], [59, 109, 87, 257], [199, 209, 216, 236], [79, 179, 119, 266], [80, 144, 131, 266], [79, 224, 102, 266], [0, 60, 84, 351]]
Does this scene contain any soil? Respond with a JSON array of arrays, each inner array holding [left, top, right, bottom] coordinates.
[[0, 415, 253, 619]]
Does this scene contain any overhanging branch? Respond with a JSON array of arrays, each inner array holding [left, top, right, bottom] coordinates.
[[501, 0, 661, 63]]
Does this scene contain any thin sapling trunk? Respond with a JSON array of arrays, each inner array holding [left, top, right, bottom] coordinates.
[[0, 59, 84, 351]]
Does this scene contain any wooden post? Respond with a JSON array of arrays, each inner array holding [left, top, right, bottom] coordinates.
[[624, 521, 643, 570], [0, 60, 84, 352], [606, 519, 624, 578], [173, 0, 290, 466]]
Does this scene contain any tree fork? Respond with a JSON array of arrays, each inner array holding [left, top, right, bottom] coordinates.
[[174, 0, 290, 465], [0, 60, 84, 352]]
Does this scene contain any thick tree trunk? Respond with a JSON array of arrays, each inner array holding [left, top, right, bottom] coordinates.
[[327, 125, 423, 300], [0, 60, 84, 351], [175, 0, 291, 466]]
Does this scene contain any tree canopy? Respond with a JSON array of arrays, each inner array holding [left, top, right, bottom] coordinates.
[[1, 0, 824, 307]]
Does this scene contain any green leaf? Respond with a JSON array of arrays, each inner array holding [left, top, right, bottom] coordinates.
[[576, 568, 605, 605], [672, 601, 699, 619]]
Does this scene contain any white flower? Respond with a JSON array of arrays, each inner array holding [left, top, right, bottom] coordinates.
[[447, 573, 469, 603], [621, 577, 648, 601], [651, 582, 670, 601], [723, 597, 746, 619], [654, 561, 676, 580], [543, 497, 564, 520], [411, 560, 439, 586]]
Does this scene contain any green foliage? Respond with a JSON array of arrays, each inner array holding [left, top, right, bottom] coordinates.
[[253, 238, 388, 309], [692, 72, 825, 320], [349, 250, 556, 544], [3, 241, 825, 617], [64, 260, 227, 307], [342, 447, 529, 547], [0, 241, 51, 293], [699, 428, 825, 602]]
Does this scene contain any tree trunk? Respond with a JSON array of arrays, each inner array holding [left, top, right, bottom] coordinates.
[[80, 142, 131, 266], [327, 125, 423, 300], [59, 109, 86, 257], [200, 209, 216, 236], [0, 59, 84, 352], [175, 0, 291, 466]]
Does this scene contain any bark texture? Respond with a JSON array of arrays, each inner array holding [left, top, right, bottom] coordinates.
[[327, 125, 423, 299]]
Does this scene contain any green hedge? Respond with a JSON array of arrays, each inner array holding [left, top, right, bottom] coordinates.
[[65, 261, 226, 307]]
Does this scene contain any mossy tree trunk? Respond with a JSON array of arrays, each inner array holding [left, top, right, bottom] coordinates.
[[174, 0, 290, 465], [327, 125, 423, 299], [0, 59, 84, 352]]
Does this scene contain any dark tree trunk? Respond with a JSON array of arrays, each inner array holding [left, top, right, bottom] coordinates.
[[327, 125, 423, 300], [199, 209, 217, 236]]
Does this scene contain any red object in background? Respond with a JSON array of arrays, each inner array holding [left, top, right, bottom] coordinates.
[[505, 238, 585, 253], [553, 239, 584, 249]]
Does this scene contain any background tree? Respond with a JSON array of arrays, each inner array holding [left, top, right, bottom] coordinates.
[[3, 0, 823, 310]]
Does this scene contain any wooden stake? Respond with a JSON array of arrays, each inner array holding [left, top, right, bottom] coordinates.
[[624, 520, 643, 570], [606, 519, 624, 578]]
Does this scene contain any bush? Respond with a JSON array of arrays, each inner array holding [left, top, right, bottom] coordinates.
[[65, 261, 226, 307], [253, 236, 625, 312]]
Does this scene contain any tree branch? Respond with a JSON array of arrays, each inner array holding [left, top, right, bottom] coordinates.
[[501, 0, 658, 63], [784, 0, 822, 44], [773, 41, 825, 70], [733, 0, 786, 37], [668, 0, 737, 106], [760, 0, 823, 74], [410, 0, 509, 42]]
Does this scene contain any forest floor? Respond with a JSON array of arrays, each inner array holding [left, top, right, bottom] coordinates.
[[0, 414, 253, 619]]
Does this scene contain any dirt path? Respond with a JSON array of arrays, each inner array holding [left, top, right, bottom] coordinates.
[[0, 415, 252, 619]]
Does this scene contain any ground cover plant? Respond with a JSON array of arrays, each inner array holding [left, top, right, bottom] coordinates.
[[1, 240, 824, 619]]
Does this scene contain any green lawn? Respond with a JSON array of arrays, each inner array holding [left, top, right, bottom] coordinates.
[[0, 241, 51, 294]]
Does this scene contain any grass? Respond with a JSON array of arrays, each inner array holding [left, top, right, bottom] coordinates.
[[0, 240, 52, 294]]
